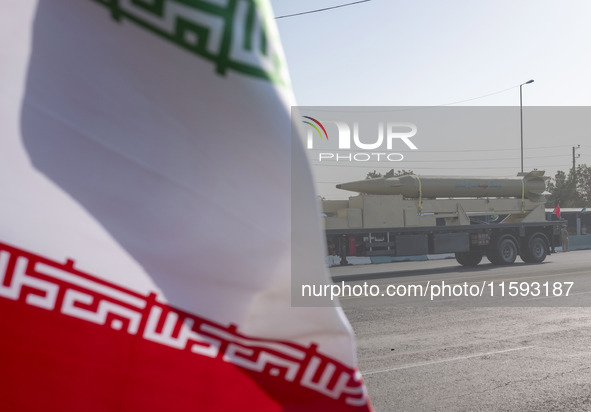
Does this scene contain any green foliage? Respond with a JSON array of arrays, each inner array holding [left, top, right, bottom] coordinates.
[[365, 170, 383, 179], [545, 164, 590, 208], [576, 164, 591, 205], [365, 169, 414, 179]]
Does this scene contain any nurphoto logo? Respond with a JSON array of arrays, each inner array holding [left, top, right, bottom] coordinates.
[[302, 115, 418, 162]]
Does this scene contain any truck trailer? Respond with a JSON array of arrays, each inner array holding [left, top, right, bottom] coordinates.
[[323, 171, 563, 266]]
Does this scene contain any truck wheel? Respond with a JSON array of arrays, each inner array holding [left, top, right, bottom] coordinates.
[[487, 237, 518, 265], [455, 252, 482, 267], [521, 235, 548, 263]]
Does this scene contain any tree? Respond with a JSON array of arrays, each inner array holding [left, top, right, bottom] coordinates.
[[545, 164, 591, 208], [365, 170, 383, 179], [576, 164, 591, 205], [365, 169, 414, 179]]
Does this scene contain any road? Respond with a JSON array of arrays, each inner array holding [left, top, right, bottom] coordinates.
[[332, 250, 591, 411]]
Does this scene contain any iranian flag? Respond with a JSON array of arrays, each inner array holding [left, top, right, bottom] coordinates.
[[0, 1, 372, 411]]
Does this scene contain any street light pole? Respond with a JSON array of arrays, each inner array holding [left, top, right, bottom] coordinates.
[[520, 79, 534, 174]]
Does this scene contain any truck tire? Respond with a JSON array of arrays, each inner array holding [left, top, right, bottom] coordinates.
[[487, 237, 518, 265], [520, 235, 548, 263], [455, 251, 483, 267]]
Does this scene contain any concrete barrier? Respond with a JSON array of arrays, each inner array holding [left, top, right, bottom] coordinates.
[[327, 253, 455, 267], [326, 255, 372, 267], [371, 255, 428, 264], [568, 235, 591, 251]]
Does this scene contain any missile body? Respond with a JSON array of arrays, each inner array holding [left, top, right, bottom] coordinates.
[[336, 171, 547, 202]]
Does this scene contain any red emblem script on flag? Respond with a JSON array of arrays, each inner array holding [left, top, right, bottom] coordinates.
[[0, 241, 370, 411]]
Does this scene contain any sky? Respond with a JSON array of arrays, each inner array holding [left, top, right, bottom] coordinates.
[[270, 0, 591, 199]]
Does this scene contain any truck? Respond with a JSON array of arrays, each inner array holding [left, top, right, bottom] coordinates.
[[323, 171, 564, 267]]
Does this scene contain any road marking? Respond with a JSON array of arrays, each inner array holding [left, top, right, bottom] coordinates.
[[361, 346, 536, 375]]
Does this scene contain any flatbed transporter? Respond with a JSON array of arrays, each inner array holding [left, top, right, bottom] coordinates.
[[323, 171, 564, 266]]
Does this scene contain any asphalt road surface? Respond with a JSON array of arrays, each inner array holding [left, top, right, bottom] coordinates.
[[332, 250, 591, 411]]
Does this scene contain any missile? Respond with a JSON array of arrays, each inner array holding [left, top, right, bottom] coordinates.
[[336, 171, 547, 202]]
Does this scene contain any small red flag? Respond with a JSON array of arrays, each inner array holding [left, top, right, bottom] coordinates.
[[553, 204, 561, 218]]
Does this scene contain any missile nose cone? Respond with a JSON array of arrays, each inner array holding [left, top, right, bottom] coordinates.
[[336, 181, 362, 192], [337, 178, 388, 194], [336, 182, 357, 191]]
